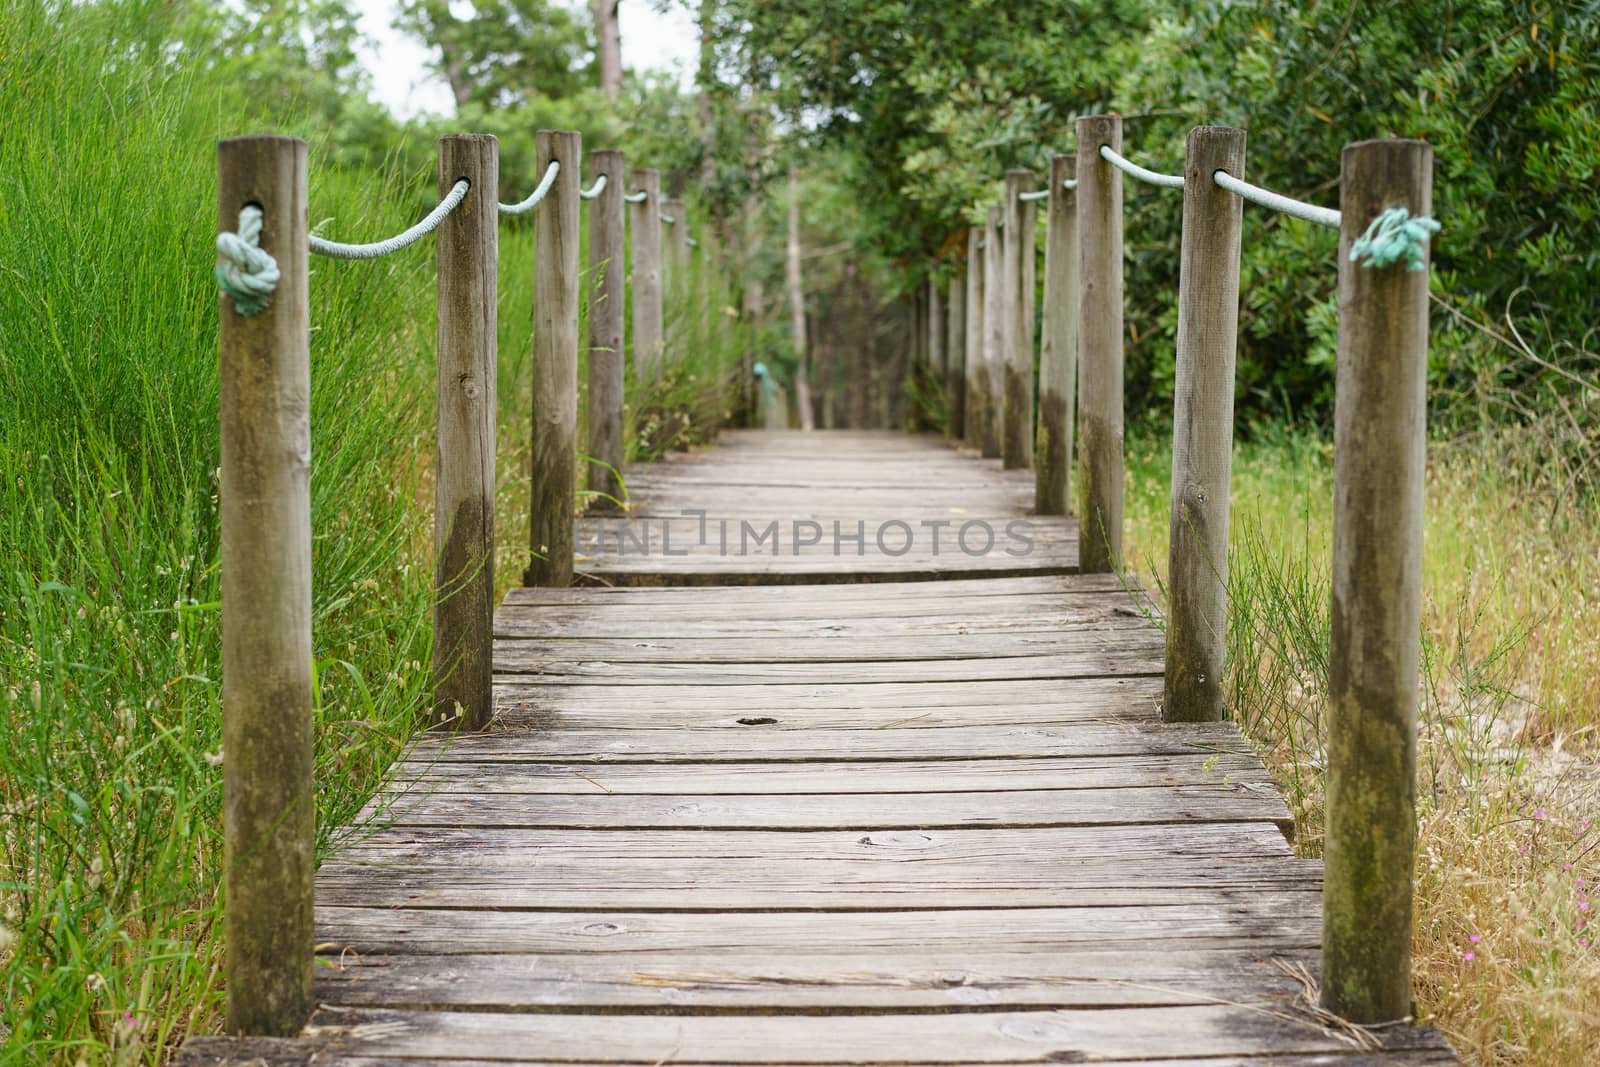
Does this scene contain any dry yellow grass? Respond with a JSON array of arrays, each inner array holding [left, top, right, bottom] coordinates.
[[1125, 430, 1599, 1065]]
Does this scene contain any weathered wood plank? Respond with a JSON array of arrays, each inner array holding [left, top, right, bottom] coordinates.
[[491, 649, 1163, 684], [503, 572, 1132, 605], [315, 946, 1314, 1010], [313, 898, 1321, 955], [490, 674, 1164, 714], [405, 721, 1243, 762], [363, 783, 1292, 831], [389, 752, 1276, 795], [286, 1005, 1451, 1063]]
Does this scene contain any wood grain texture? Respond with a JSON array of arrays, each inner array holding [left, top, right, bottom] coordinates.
[[525, 129, 581, 587], [964, 227, 985, 451], [189, 427, 1451, 1063], [1075, 115, 1125, 574], [217, 133, 315, 1035], [982, 206, 1005, 458], [431, 134, 498, 731], [1164, 127, 1245, 724], [946, 270, 965, 437], [585, 149, 626, 508], [1036, 154, 1077, 516], [1002, 170, 1035, 470], [573, 430, 1077, 584], [1322, 138, 1433, 1024], [628, 168, 663, 383]]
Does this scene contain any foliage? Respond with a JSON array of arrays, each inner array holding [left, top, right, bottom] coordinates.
[[716, 0, 1600, 430], [396, 0, 592, 110]]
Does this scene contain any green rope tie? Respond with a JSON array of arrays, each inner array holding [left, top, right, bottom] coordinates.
[[1349, 206, 1440, 272], [215, 206, 280, 317]]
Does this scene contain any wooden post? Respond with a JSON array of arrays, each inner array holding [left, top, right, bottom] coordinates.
[[629, 168, 664, 384], [785, 172, 815, 430], [662, 194, 688, 369], [1001, 170, 1034, 469], [1163, 127, 1246, 723], [981, 205, 1004, 459], [947, 270, 966, 439], [525, 129, 581, 588], [964, 228, 984, 451], [432, 134, 499, 731], [928, 276, 945, 381], [586, 149, 626, 510], [1076, 114, 1124, 573], [217, 134, 314, 1035], [1037, 155, 1077, 516], [1322, 138, 1433, 1024]]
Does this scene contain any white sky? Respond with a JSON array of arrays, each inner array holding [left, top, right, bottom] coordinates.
[[352, 0, 701, 119]]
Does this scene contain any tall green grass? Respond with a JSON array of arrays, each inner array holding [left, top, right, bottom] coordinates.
[[2, 1, 436, 1058], [0, 5, 753, 1059]]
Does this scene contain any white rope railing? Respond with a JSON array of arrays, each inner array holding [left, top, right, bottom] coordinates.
[[623, 190, 648, 204], [499, 161, 561, 216], [578, 174, 607, 200], [308, 180, 470, 260], [1212, 169, 1341, 228], [1098, 145, 1184, 189]]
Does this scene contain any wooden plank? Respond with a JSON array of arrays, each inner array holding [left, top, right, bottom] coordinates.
[[490, 675, 1165, 713], [503, 572, 1132, 604], [389, 752, 1278, 795], [365, 784, 1292, 831], [315, 946, 1314, 1010], [491, 679, 1167, 725], [491, 650, 1162, 685], [285, 1005, 1451, 1063], [492, 628, 1160, 664], [406, 721, 1241, 762], [313, 898, 1322, 955]]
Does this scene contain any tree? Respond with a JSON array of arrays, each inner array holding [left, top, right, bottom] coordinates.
[[396, 0, 591, 111], [593, 0, 621, 100]]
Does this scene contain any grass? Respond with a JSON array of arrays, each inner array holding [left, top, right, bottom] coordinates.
[[1123, 422, 1600, 1065], [0, 1, 751, 1060]]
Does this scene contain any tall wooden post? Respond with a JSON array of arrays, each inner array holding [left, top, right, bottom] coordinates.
[[1163, 126, 1246, 723], [928, 276, 945, 380], [1322, 138, 1433, 1024], [1001, 170, 1034, 469], [1076, 114, 1124, 573], [662, 194, 689, 370], [981, 205, 1004, 459], [1037, 155, 1077, 516], [217, 134, 314, 1035], [964, 227, 985, 451], [947, 271, 966, 439], [586, 149, 626, 509], [1020, 192, 1038, 457], [630, 168, 664, 384], [432, 135, 499, 731], [525, 129, 581, 587]]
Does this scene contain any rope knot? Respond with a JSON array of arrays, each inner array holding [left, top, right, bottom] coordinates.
[[1349, 206, 1440, 272], [215, 205, 280, 317]]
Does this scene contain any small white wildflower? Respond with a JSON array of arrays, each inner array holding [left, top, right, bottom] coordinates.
[[202, 749, 224, 768]]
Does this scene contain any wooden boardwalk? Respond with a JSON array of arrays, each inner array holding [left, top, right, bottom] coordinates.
[[182, 431, 1453, 1065]]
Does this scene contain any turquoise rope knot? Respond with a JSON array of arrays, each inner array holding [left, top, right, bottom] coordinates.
[[215, 205, 280, 317], [1349, 206, 1440, 272]]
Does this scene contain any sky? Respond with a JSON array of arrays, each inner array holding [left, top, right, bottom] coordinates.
[[352, 0, 701, 119]]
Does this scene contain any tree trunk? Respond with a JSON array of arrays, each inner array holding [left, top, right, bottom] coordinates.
[[697, 0, 718, 189], [592, 0, 622, 101]]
